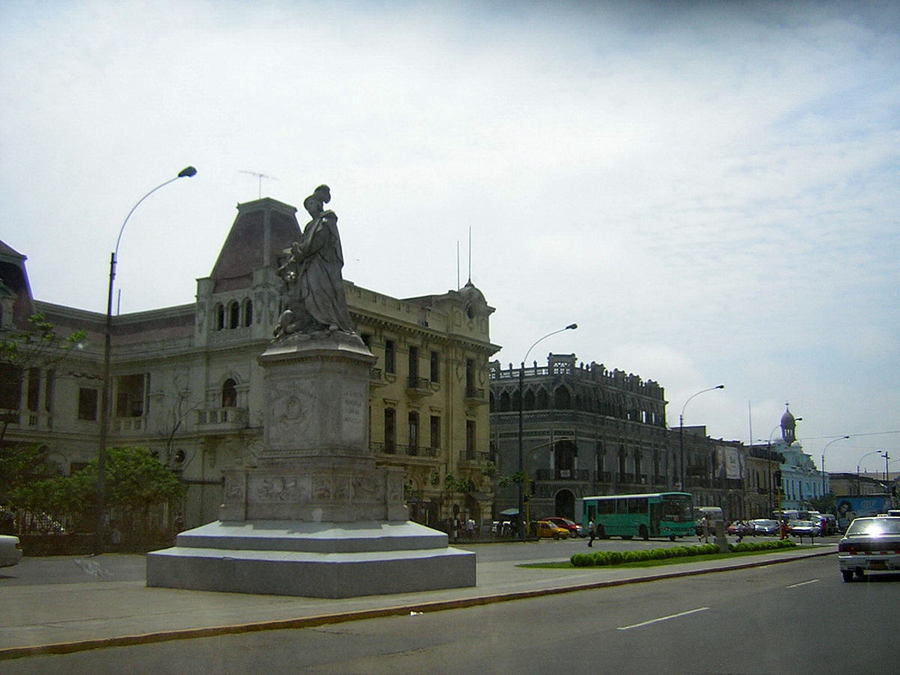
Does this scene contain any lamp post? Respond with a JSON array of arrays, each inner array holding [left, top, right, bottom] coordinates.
[[678, 385, 724, 491], [517, 323, 577, 541], [821, 435, 849, 497], [95, 166, 197, 554], [856, 449, 884, 495]]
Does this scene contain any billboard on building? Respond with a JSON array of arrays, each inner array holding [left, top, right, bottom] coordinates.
[[834, 495, 893, 531], [716, 445, 744, 480]]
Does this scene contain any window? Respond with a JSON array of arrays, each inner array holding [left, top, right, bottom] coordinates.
[[44, 369, 55, 412], [465, 420, 476, 460], [222, 378, 237, 408], [78, 388, 98, 421], [0, 362, 21, 409], [242, 299, 253, 327], [408, 412, 419, 454], [228, 301, 240, 329], [115, 374, 146, 418], [215, 303, 225, 331], [430, 351, 440, 382], [384, 340, 396, 374], [26, 367, 40, 412], [408, 346, 419, 381], [465, 358, 475, 393], [430, 415, 441, 449], [384, 408, 396, 452]]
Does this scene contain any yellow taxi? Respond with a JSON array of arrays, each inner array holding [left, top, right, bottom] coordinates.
[[535, 520, 570, 539]]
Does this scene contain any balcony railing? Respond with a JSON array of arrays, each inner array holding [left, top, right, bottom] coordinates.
[[534, 468, 590, 482], [112, 416, 145, 432], [372, 442, 439, 459], [196, 407, 248, 430]]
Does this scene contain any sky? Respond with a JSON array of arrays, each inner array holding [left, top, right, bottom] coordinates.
[[1, 0, 898, 475]]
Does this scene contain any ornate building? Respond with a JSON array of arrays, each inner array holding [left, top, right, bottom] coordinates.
[[0, 197, 498, 531], [489, 354, 669, 522]]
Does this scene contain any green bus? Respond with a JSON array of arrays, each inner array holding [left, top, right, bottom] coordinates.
[[582, 492, 694, 541]]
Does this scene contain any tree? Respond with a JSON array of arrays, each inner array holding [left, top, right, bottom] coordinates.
[[8, 447, 185, 543]]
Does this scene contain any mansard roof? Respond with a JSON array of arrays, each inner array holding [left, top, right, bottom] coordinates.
[[209, 198, 301, 292]]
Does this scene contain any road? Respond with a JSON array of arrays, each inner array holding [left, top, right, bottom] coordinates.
[[4, 553, 894, 674]]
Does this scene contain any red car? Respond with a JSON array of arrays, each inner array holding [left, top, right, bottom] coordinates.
[[544, 517, 583, 538]]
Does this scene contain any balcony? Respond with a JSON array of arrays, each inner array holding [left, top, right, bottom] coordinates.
[[458, 450, 490, 466], [112, 416, 145, 433], [464, 386, 486, 405], [372, 443, 440, 461], [406, 377, 434, 397], [369, 367, 388, 387], [196, 407, 248, 431], [535, 468, 591, 482]]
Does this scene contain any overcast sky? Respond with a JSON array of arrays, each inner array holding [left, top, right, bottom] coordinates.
[[2, 0, 897, 474]]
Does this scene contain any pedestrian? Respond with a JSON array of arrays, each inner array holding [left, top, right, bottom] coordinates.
[[588, 519, 595, 547]]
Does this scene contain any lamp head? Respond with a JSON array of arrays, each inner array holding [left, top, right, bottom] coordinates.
[[178, 166, 198, 178], [565, 323, 578, 330]]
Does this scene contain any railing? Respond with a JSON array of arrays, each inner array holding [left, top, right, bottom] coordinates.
[[465, 386, 485, 401], [372, 443, 439, 458], [535, 468, 591, 481], [407, 377, 433, 395], [113, 417, 145, 432], [459, 450, 490, 464], [196, 407, 248, 429]]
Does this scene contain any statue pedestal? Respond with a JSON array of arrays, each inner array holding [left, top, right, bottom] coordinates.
[[147, 333, 475, 598]]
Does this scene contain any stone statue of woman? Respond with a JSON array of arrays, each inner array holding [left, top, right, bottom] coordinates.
[[275, 185, 355, 338]]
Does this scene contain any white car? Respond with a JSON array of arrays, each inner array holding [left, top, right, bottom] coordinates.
[[0, 534, 23, 567]]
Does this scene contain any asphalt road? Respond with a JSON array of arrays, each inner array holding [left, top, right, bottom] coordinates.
[[5, 554, 893, 674]]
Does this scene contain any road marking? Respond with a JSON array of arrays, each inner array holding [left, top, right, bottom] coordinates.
[[786, 579, 820, 589], [617, 607, 710, 631]]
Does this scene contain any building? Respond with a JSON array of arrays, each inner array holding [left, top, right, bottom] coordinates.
[[772, 406, 828, 510], [489, 354, 670, 523], [0, 197, 498, 531]]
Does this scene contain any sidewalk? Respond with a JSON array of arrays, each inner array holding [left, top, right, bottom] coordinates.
[[1, 544, 835, 660]]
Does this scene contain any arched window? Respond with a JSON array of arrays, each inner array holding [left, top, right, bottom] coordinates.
[[553, 386, 571, 409], [215, 304, 225, 331], [242, 299, 253, 327], [499, 391, 511, 412], [222, 379, 237, 408], [523, 389, 535, 411], [536, 388, 549, 409], [228, 301, 240, 329]]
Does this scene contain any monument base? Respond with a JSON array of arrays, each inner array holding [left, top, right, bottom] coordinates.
[[146, 520, 475, 598]]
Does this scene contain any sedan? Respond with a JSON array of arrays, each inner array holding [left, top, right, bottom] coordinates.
[[535, 520, 570, 539], [838, 516, 900, 582], [750, 519, 779, 535], [0, 534, 23, 567], [544, 517, 583, 538], [788, 520, 820, 537]]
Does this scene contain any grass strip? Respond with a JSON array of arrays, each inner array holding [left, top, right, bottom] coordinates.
[[521, 545, 818, 570]]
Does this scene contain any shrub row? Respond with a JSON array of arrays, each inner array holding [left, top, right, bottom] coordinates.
[[570, 539, 797, 567], [728, 539, 796, 553], [571, 543, 719, 567]]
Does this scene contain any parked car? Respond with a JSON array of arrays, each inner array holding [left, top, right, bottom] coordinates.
[[787, 520, 820, 537], [838, 516, 900, 582], [535, 520, 570, 539], [544, 517, 583, 538], [727, 521, 754, 537], [749, 519, 779, 536], [0, 534, 23, 568]]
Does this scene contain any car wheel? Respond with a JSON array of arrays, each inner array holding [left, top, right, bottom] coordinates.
[[553, 533, 560, 540], [622, 535, 633, 540], [841, 570, 853, 583], [854, 568, 865, 579]]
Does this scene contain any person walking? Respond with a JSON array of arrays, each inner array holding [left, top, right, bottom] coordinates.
[[587, 519, 595, 547]]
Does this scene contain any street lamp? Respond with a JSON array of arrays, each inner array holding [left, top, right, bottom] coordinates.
[[856, 449, 885, 495], [517, 323, 577, 541], [821, 435, 849, 496], [678, 385, 724, 491], [95, 166, 197, 554]]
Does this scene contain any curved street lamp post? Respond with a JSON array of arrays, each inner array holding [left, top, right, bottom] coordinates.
[[678, 385, 724, 491], [820, 435, 850, 496], [517, 323, 577, 541], [95, 166, 197, 553]]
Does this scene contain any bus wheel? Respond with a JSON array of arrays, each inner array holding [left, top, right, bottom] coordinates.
[[669, 535, 676, 541], [598, 526, 608, 539], [639, 525, 649, 541], [622, 535, 633, 540]]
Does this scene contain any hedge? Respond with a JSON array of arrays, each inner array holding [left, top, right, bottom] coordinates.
[[570, 539, 796, 567]]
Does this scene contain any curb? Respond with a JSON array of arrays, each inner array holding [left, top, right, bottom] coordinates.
[[0, 548, 835, 661]]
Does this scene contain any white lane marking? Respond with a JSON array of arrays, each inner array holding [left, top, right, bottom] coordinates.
[[617, 607, 710, 631], [786, 579, 820, 589]]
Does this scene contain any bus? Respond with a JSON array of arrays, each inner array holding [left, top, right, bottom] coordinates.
[[582, 492, 694, 541]]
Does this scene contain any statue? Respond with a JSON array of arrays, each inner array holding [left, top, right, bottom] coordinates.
[[275, 185, 355, 338]]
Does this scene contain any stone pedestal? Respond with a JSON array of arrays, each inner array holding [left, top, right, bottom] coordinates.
[[147, 333, 475, 598]]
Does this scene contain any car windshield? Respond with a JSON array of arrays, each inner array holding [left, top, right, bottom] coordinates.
[[846, 518, 900, 536]]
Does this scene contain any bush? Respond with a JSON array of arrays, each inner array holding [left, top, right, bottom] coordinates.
[[569, 539, 793, 567]]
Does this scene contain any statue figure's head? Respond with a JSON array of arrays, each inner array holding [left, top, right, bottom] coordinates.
[[314, 185, 331, 203]]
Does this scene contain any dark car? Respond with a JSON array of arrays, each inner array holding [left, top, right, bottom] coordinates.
[[544, 517, 583, 538], [838, 516, 900, 582], [727, 521, 754, 537]]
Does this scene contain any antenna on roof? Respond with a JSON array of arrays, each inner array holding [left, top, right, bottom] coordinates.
[[468, 226, 472, 284], [239, 170, 278, 199], [456, 240, 460, 291]]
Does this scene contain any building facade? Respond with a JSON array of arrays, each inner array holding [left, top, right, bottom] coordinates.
[[0, 197, 498, 531]]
